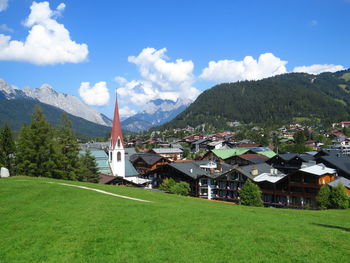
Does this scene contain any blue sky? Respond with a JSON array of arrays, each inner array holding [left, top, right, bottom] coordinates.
[[0, 0, 349, 118]]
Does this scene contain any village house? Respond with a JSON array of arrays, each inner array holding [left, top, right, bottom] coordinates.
[[130, 153, 169, 175], [150, 148, 183, 161]]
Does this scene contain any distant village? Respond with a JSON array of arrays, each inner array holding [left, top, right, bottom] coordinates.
[[81, 106, 350, 209]]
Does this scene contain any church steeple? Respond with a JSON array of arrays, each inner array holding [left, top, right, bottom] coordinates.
[[110, 95, 124, 149], [109, 94, 125, 178]]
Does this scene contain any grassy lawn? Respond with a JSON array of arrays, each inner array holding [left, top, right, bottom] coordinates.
[[1, 177, 350, 262]]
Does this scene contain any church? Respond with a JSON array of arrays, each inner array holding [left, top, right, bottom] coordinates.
[[108, 94, 149, 185]]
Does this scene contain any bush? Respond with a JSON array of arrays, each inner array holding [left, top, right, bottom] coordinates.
[[330, 184, 349, 209], [170, 181, 190, 196], [316, 184, 331, 209], [240, 179, 263, 207], [159, 178, 176, 192]]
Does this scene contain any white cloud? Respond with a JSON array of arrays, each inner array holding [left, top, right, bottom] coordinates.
[[119, 106, 136, 117], [79, 81, 110, 106], [200, 53, 288, 83], [0, 0, 8, 12], [0, 24, 13, 32], [115, 47, 200, 108], [293, 64, 345, 75], [0, 1, 88, 65]]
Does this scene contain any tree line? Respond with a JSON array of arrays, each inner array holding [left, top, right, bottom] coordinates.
[[0, 106, 99, 182]]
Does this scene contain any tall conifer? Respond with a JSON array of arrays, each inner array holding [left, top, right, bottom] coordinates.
[[0, 124, 15, 173]]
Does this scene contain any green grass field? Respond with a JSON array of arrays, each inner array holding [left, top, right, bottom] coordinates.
[[1, 177, 350, 262]]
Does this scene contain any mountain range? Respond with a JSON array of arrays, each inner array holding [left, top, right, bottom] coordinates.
[[160, 69, 350, 130], [121, 98, 192, 132], [0, 80, 112, 127], [0, 79, 111, 137]]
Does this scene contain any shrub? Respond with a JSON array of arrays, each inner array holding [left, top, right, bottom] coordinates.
[[316, 184, 331, 209], [170, 181, 190, 196], [159, 178, 176, 192], [330, 184, 349, 209], [240, 179, 263, 207]]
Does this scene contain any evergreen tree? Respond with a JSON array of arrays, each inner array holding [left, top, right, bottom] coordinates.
[[316, 184, 331, 209], [15, 106, 57, 177], [240, 179, 263, 207], [54, 114, 80, 180], [77, 149, 100, 183], [330, 184, 349, 209], [15, 125, 32, 175], [0, 124, 15, 174]]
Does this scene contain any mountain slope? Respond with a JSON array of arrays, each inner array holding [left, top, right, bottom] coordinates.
[[161, 70, 350, 130], [0, 98, 111, 137], [122, 98, 192, 132], [23, 84, 112, 126]]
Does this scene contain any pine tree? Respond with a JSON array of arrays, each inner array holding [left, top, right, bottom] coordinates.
[[54, 114, 80, 180], [77, 149, 100, 183], [330, 184, 349, 209], [15, 125, 32, 176], [15, 106, 57, 177], [240, 179, 263, 207], [316, 184, 331, 209], [0, 124, 15, 174]]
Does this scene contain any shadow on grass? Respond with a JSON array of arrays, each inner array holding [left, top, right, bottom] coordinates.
[[312, 223, 350, 232]]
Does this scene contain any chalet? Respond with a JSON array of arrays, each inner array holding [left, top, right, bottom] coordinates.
[[202, 147, 275, 165], [150, 160, 232, 196], [260, 163, 337, 208], [198, 163, 286, 203], [267, 153, 315, 174], [202, 148, 250, 164], [130, 153, 169, 175], [150, 148, 183, 161], [191, 139, 210, 153]]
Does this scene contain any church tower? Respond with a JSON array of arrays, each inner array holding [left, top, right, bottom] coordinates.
[[109, 94, 125, 178]]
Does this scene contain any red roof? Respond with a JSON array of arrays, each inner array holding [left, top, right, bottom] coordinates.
[[239, 154, 268, 160], [111, 95, 124, 149], [340, 121, 350, 124]]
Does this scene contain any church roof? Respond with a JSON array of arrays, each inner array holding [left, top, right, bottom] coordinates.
[[111, 95, 124, 149]]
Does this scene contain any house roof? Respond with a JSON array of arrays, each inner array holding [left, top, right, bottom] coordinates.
[[327, 176, 350, 189], [130, 153, 165, 166], [236, 163, 281, 180], [169, 161, 232, 179], [249, 147, 276, 158], [300, 163, 336, 176], [211, 148, 250, 159], [125, 159, 139, 177], [253, 172, 286, 183], [207, 140, 224, 147], [239, 154, 269, 164], [80, 149, 112, 175], [318, 155, 350, 176], [152, 148, 183, 154]]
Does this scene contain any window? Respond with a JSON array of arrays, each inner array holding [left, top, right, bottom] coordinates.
[[117, 152, 121, 162], [109, 151, 112, 162], [117, 138, 121, 148]]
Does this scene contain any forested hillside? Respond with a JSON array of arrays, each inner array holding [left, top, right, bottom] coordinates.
[[161, 70, 350, 130], [0, 99, 111, 138]]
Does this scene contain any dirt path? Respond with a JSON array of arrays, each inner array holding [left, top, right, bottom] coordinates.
[[48, 182, 151, 203]]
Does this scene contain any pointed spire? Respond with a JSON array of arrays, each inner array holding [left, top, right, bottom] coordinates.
[[111, 94, 124, 149]]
